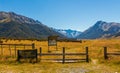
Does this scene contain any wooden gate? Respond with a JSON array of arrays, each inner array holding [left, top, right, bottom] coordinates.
[[38, 47, 89, 63]]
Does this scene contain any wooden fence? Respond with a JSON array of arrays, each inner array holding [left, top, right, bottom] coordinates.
[[0, 43, 35, 57], [104, 47, 120, 59], [38, 47, 89, 63]]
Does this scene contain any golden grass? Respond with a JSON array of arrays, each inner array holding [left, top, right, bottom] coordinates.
[[0, 38, 120, 73]]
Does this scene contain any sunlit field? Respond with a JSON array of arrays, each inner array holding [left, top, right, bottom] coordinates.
[[0, 38, 120, 73]]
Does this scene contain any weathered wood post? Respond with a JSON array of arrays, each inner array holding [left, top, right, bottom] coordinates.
[[39, 47, 42, 62], [86, 47, 89, 62], [35, 49, 38, 62], [32, 43, 35, 49], [104, 47, 108, 59], [62, 47, 65, 64], [56, 39, 58, 51], [24, 44, 25, 49], [14, 44, 16, 57], [17, 50, 20, 61], [9, 44, 11, 56], [48, 46, 50, 52], [56, 44, 58, 51], [1, 44, 3, 55]]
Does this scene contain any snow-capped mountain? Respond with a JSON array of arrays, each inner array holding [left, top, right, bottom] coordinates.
[[77, 21, 120, 39], [53, 29, 82, 38]]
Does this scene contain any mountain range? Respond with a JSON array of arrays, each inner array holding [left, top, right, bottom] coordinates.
[[77, 21, 120, 39], [52, 28, 82, 38], [0, 11, 120, 40], [0, 11, 65, 40]]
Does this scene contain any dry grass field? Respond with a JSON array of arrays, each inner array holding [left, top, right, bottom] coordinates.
[[0, 38, 120, 73]]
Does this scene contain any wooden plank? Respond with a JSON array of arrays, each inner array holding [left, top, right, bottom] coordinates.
[[0, 44, 32, 46], [40, 59, 62, 61], [65, 59, 86, 61], [38, 53, 86, 56], [40, 59, 86, 61], [38, 53, 63, 56], [107, 53, 120, 55], [65, 53, 86, 55]]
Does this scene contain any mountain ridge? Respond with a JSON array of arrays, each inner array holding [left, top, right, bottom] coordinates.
[[0, 11, 41, 24], [77, 21, 120, 39], [0, 11, 120, 40], [0, 11, 65, 40], [52, 28, 82, 38]]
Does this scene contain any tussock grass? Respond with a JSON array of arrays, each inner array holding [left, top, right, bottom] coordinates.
[[0, 38, 120, 72]]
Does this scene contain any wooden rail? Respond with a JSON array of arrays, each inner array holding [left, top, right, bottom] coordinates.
[[38, 47, 89, 63], [0, 43, 35, 56]]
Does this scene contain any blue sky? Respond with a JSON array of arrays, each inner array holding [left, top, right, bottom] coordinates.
[[0, 0, 120, 31]]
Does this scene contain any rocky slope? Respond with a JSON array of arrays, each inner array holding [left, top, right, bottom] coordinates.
[[0, 11, 65, 39], [77, 21, 120, 39]]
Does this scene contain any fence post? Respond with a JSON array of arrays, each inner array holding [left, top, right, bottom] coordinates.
[[62, 47, 65, 64], [32, 43, 35, 49], [86, 47, 89, 62], [17, 50, 20, 61], [9, 44, 11, 56], [1, 44, 3, 55], [14, 44, 16, 57], [39, 47, 42, 62], [35, 49, 38, 62], [104, 47, 108, 59], [24, 45, 25, 49]]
